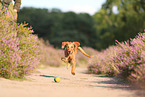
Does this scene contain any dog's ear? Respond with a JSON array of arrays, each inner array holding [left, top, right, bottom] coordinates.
[[62, 42, 68, 49], [73, 42, 80, 47]]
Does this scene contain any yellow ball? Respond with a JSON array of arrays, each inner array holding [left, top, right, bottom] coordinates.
[[54, 76, 61, 83]]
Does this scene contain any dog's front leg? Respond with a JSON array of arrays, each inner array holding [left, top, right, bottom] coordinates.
[[67, 62, 71, 69], [61, 57, 70, 69], [61, 57, 68, 63], [71, 59, 76, 75]]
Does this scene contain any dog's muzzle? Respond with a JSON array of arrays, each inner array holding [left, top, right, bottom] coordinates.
[[68, 51, 71, 54]]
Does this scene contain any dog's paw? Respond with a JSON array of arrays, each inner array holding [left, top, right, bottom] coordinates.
[[61, 57, 64, 60], [71, 72, 75, 75], [61, 57, 66, 62]]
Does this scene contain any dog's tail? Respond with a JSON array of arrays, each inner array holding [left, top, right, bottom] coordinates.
[[78, 47, 91, 58]]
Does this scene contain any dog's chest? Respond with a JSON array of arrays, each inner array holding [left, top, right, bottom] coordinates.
[[68, 54, 73, 60]]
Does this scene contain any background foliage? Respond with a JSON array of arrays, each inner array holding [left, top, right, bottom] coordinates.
[[17, 0, 145, 50], [94, 0, 145, 50], [18, 8, 97, 48]]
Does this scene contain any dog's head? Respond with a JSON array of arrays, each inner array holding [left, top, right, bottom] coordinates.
[[62, 42, 80, 54]]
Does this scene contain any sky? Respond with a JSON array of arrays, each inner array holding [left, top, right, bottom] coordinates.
[[21, 0, 106, 15]]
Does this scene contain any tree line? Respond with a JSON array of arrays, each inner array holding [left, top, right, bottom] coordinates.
[[17, 0, 145, 50]]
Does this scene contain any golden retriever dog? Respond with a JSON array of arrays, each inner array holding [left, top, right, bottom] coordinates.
[[61, 42, 91, 75]]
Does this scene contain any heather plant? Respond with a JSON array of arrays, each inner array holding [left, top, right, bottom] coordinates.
[[114, 33, 145, 80], [88, 32, 145, 82], [39, 39, 63, 67], [88, 46, 119, 76], [0, 8, 40, 79]]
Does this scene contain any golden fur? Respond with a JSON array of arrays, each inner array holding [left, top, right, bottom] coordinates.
[[61, 42, 91, 75]]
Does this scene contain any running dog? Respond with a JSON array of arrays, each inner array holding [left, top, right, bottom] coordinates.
[[61, 42, 91, 75]]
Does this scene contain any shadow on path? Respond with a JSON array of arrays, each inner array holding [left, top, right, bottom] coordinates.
[[39, 75, 70, 80], [40, 75, 55, 78], [81, 69, 145, 97]]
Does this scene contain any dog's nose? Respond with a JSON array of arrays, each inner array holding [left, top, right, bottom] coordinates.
[[68, 51, 71, 54]]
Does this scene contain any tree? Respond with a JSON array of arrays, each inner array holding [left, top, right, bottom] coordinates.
[[93, 0, 145, 50], [18, 7, 52, 38]]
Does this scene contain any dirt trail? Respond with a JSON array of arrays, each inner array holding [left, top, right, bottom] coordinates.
[[0, 67, 140, 97]]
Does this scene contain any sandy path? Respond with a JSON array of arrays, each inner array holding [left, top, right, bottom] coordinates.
[[0, 67, 139, 97]]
